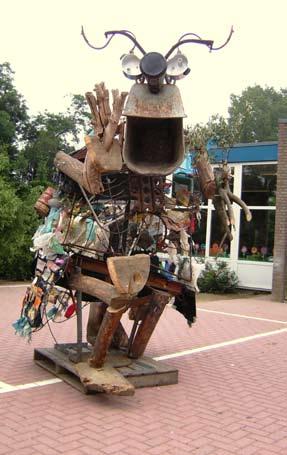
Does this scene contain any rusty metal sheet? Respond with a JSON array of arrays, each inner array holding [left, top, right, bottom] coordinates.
[[123, 83, 186, 118], [129, 175, 165, 213]]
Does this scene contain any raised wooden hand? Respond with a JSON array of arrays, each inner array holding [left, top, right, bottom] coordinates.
[[54, 83, 128, 195], [83, 83, 128, 193]]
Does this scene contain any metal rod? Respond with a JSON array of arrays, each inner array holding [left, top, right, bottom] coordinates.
[[76, 289, 83, 361], [78, 183, 113, 253]]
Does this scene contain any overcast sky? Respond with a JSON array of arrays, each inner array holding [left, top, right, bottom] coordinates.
[[1, 0, 286, 129]]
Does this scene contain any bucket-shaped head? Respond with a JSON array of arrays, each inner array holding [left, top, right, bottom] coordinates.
[[122, 83, 186, 175]]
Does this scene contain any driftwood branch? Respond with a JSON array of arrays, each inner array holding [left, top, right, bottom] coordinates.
[[227, 189, 252, 221], [54, 151, 103, 195], [213, 195, 233, 241], [195, 152, 252, 240], [194, 147, 216, 199], [212, 163, 252, 240]]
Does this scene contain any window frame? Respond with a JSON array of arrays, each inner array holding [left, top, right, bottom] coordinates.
[[203, 162, 277, 264]]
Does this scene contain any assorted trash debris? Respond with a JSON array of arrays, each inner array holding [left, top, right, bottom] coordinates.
[[13, 27, 246, 395]]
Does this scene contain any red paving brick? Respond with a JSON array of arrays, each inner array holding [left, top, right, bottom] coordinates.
[[0, 285, 287, 454]]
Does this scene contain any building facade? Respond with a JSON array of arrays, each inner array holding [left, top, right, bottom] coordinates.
[[173, 142, 278, 290]]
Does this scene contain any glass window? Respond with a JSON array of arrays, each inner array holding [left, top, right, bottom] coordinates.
[[241, 164, 277, 206], [239, 210, 275, 262], [209, 210, 231, 258], [192, 209, 207, 257]]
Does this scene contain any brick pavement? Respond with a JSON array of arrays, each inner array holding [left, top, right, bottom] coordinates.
[[0, 285, 287, 454]]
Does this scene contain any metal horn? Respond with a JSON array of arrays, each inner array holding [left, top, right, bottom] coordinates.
[[81, 27, 146, 55], [165, 26, 234, 59]]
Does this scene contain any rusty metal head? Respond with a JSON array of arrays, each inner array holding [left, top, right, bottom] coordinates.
[[122, 83, 186, 118]]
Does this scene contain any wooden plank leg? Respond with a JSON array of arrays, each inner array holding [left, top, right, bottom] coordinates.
[[87, 301, 129, 349], [89, 308, 125, 368], [128, 290, 170, 359], [111, 322, 129, 349], [86, 301, 107, 346]]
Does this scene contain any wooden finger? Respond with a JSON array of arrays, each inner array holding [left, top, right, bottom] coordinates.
[[103, 90, 128, 151], [218, 187, 235, 226], [227, 189, 252, 222], [102, 84, 111, 119], [95, 82, 109, 127], [85, 92, 103, 135]]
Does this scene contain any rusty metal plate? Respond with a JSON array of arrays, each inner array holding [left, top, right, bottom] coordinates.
[[123, 83, 186, 118], [129, 175, 165, 213]]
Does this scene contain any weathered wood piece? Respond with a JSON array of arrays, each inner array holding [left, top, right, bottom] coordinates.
[[107, 254, 150, 295], [87, 301, 129, 348], [129, 289, 170, 359], [111, 321, 129, 349], [83, 135, 122, 173], [89, 306, 126, 368], [54, 151, 103, 195], [75, 361, 135, 396], [86, 301, 107, 345], [68, 271, 121, 305], [212, 164, 252, 242], [194, 147, 216, 199]]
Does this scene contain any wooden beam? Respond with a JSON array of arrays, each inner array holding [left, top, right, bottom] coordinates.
[[68, 271, 120, 305], [128, 290, 170, 359], [86, 301, 107, 346], [89, 306, 126, 368], [54, 150, 102, 195], [87, 301, 129, 349]]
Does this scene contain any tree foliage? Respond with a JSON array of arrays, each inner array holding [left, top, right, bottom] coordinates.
[[185, 114, 240, 152], [228, 85, 287, 142], [186, 85, 287, 152], [0, 62, 91, 280]]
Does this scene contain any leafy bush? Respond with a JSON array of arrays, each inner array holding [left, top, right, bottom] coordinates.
[[198, 260, 239, 293]]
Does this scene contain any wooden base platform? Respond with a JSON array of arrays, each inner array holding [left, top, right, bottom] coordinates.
[[34, 344, 178, 396]]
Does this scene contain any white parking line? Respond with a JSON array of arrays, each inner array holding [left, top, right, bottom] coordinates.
[[154, 327, 287, 361], [1, 306, 287, 394], [0, 378, 62, 394], [198, 308, 287, 324]]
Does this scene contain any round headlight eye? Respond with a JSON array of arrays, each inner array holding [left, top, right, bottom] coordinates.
[[121, 52, 142, 79], [167, 51, 189, 79]]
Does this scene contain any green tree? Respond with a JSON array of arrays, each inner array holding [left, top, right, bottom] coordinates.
[[0, 145, 39, 279], [0, 62, 92, 279], [17, 95, 91, 186], [228, 85, 287, 142], [185, 114, 240, 156], [0, 62, 28, 155]]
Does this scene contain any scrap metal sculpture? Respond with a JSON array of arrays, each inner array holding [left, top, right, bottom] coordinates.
[[14, 27, 241, 395]]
